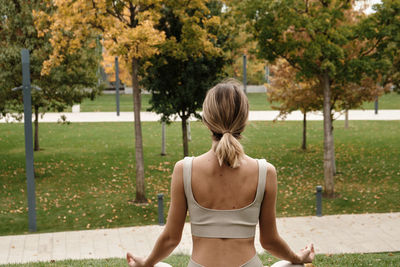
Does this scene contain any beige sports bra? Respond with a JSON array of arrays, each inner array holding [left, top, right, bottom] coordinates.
[[183, 157, 267, 238]]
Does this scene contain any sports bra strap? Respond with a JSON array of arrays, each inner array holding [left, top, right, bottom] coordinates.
[[183, 157, 194, 199], [256, 159, 267, 202]]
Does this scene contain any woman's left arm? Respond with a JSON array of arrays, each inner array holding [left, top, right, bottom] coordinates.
[[127, 160, 187, 267]]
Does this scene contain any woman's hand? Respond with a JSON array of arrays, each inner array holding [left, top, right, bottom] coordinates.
[[126, 252, 148, 267], [295, 243, 315, 264]]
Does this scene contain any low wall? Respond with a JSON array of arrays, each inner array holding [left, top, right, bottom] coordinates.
[[244, 85, 266, 93], [116, 85, 266, 95]]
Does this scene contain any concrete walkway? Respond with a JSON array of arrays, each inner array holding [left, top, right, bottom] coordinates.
[[1, 110, 400, 123], [0, 213, 399, 265]]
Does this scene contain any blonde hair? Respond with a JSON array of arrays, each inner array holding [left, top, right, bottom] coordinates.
[[202, 79, 249, 168]]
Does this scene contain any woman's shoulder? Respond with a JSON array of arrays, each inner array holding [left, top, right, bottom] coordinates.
[[265, 161, 276, 173], [244, 155, 276, 176], [175, 158, 186, 165], [244, 155, 275, 167], [173, 155, 200, 172], [172, 159, 184, 174]]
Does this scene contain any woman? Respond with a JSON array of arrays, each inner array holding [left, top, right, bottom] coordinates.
[[127, 80, 314, 267]]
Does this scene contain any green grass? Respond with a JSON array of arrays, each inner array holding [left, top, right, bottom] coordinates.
[[3, 252, 400, 266], [0, 121, 399, 236], [64, 94, 152, 112], [65, 92, 400, 112], [359, 92, 400, 110], [73, 93, 274, 112], [247, 93, 274, 110]]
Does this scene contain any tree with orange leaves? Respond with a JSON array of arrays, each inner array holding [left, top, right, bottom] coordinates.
[[268, 59, 389, 151], [267, 60, 321, 150], [36, 0, 166, 203], [237, 0, 393, 197]]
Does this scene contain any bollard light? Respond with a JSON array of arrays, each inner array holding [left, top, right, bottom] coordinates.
[[157, 194, 165, 225], [316, 186, 323, 217]]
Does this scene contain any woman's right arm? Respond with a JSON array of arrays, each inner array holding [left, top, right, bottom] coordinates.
[[258, 163, 314, 264], [127, 160, 188, 267]]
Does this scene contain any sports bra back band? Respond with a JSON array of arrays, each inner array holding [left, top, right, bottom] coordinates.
[[183, 157, 267, 238]]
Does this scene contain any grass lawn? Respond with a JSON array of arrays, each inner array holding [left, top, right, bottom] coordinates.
[[64, 91, 400, 112], [359, 91, 400, 110], [3, 252, 400, 266], [0, 121, 399, 236], [70, 93, 274, 112], [64, 94, 153, 112]]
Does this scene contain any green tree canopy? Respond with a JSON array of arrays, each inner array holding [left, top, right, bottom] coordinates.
[[235, 0, 393, 197], [142, 0, 227, 156], [359, 0, 400, 92], [0, 0, 102, 150]]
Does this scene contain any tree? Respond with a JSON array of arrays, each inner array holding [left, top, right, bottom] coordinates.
[[236, 0, 392, 197], [359, 0, 400, 93], [0, 0, 102, 151], [141, 0, 226, 157], [268, 59, 389, 150], [42, 0, 165, 203], [267, 59, 322, 150]]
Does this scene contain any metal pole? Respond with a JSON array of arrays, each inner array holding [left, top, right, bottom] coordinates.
[[115, 57, 120, 116], [96, 35, 102, 85], [187, 120, 191, 141], [265, 65, 270, 84], [157, 194, 165, 225], [21, 49, 37, 232], [316, 186, 322, 217], [243, 54, 247, 94], [161, 122, 166, 156], [374, 96, 378, 115]]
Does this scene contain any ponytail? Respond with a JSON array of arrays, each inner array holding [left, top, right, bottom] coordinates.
[[214, 132, 244, 168], [203, 79, 249, 168]]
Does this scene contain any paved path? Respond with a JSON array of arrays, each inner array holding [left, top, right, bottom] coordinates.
[[1, 110, 400, 123], [0, 213, 399, 265]]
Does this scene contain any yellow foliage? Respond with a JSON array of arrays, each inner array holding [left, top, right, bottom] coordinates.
[[158, 0, 222, 60], [267, 59, 321, 115], [101, 49, 132, 86], [35, 0, 166, 76]]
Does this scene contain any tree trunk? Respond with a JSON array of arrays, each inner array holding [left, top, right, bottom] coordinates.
[[182, 115, 189, 157], [132, 57, 147, 203], [161, 122, 166, 156], [331, 129, 337, 176], [187, 120, 191, 141], [34, 105, 39, 151], [301, 112, 307, 150], [322, 72, 335, 198], [331, 114, 337, 176], [345, 109, 349, 129]]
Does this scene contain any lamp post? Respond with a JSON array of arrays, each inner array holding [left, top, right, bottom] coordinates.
[[115, 57, 120, 116], [243, 54, 247, 94], [12, 49, 39, 232], [265, 65, 270, 84]]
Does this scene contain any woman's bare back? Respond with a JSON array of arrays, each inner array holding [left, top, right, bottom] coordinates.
[[190, 151, 260, 266]]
